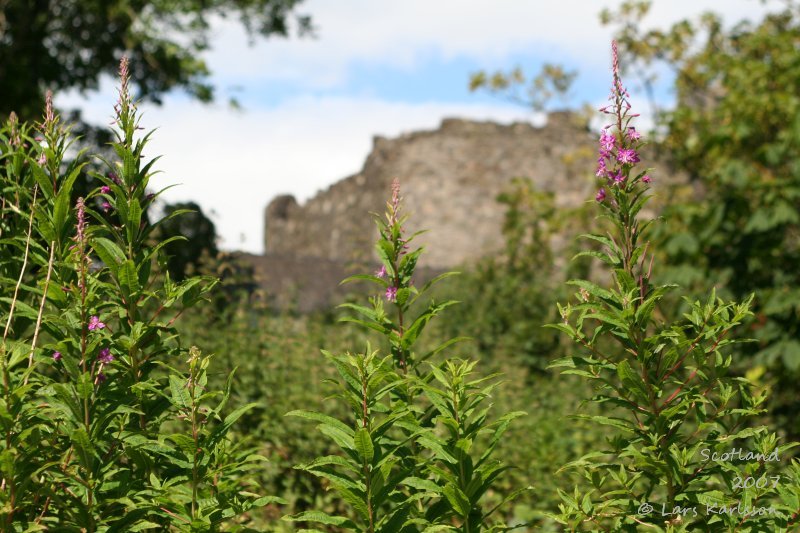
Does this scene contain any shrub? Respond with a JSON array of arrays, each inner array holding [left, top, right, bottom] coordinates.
[[286, 179, 529, 531], [0, 58, 271, 531], [548, 41, 800, 531]]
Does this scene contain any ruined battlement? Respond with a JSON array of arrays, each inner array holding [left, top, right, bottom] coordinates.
[[264, 111, 598, 269]]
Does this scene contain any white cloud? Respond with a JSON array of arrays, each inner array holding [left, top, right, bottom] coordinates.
[[207, 0, 778, 88], [54, 0, 782, 253], [59, 91, 534, 253]]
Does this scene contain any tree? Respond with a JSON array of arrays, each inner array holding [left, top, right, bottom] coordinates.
[[0, 0, 313, 121], [605, 0, 800, 435], [468, 63, 577, 112], [157, 201, 219, 282]]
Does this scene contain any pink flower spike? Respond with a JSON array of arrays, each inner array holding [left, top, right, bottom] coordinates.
[[596, 158, 608, 177], [595, 188, 606, 202], [75, 197, 87, 246], [88, 316, 105, 331], [385, 286, 398, 302]]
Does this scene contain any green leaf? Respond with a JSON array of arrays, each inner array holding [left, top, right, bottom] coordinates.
[[318, 424, 356, 452], [71, 427, 96, 468], [126, 198, 142, 243], [30, 163, 54, 199], [571, 414, 635, 433], [354, 428, 374, 464], [76, 372, 93, 400], [616, 359, 649, 402], [443, 483, 471, 518], [169, 374, 191, 409], [286, 410, 354, 437], [566, 279, 616, 302], [118, 259, 140, 297], [284, 511, 357, 529], [92, 237, 125, 274], [52, 186, 72, 240]]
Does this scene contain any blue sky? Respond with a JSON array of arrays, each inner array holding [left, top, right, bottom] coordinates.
[[57, 0, 777, 253]]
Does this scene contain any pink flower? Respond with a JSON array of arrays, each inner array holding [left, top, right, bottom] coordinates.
[[595, 188, 606, 202], [375, 265, 387, 278], [37, 152, 47, 165], [610, 171, 626, 185], [617, 149, 640, 165], [52, 351, 62, 362], [100, 185, 111, 194], [599, 130, 616, 151], [385, 286, 398, 302], [642, 174, 652, 184], [88, 316, 105, 331], [97, 347, 114, 364], [627, 127, 641, 141], [596, 158, 608, 177], [96, 372, 107, 383], [101, 201, 112, 213]]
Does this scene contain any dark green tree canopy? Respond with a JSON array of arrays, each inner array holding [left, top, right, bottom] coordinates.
[[0, 0, 312, 121], [158, 201, 219, 282]]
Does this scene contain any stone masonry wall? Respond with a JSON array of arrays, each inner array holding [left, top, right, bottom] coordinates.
[[263, 111, 598, 269]]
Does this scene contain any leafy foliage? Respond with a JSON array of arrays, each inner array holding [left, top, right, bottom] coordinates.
[[606, 0, 800, 437], [0, 0, 313, 121], [287, 181, 527, 531], [469, 65, 577, 112], [3, 7, 799, 530], [547, 41, 800, 531], [0, 59, 267, 531]]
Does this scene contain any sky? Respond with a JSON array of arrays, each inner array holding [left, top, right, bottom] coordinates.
[[56, 0, 778, 253]]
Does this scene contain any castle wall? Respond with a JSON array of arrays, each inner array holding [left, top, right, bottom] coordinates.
[[263, 112, 598, 269]]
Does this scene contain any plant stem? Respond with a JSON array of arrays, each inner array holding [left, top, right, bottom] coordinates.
[[25, 241, 55, 385], [361, 365, 374, 533], [190, 368, 199, 521]]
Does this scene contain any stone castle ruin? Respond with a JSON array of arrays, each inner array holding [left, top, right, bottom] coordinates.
[[253, 111, 608, 310], [264, 111, 597, 268]]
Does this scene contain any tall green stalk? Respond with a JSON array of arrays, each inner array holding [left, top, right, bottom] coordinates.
[[549, 41, 800, 532]]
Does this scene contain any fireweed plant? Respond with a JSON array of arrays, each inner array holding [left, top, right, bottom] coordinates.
[[548, 42, 800, 531], [286, 180, 527, 531], [0, 58, 272, 531]]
